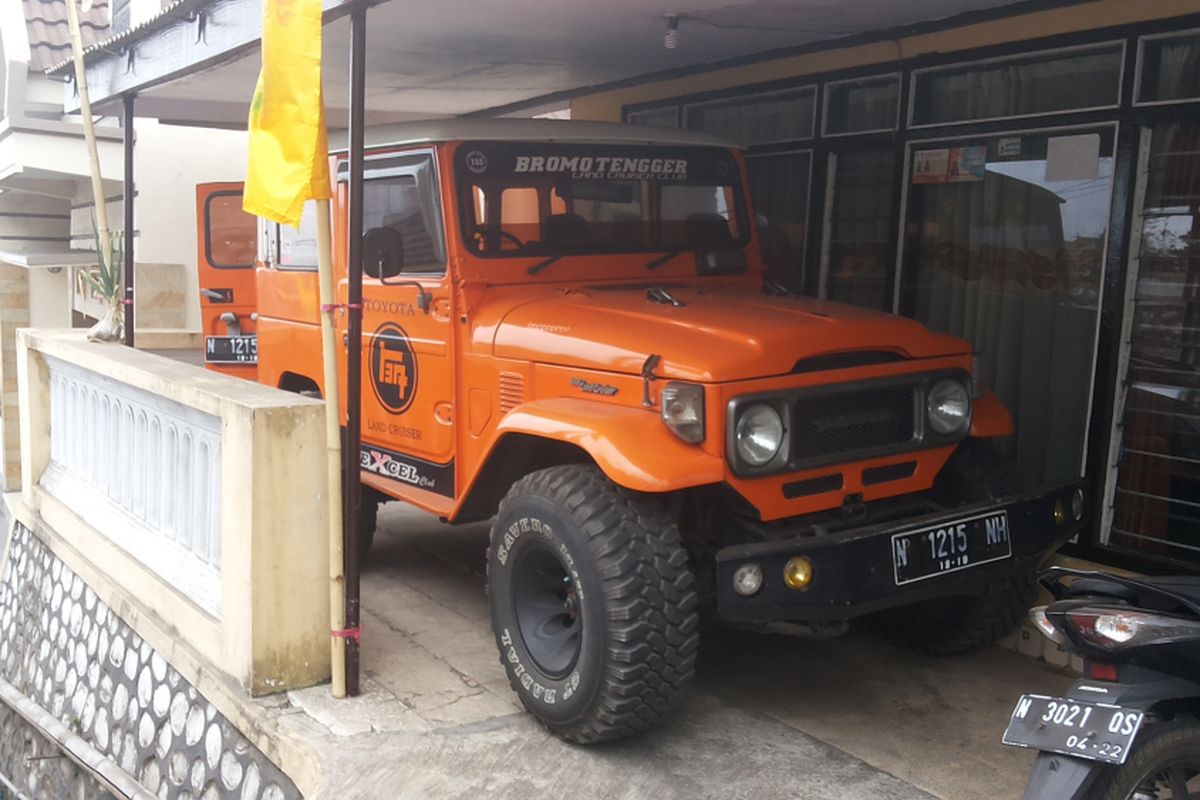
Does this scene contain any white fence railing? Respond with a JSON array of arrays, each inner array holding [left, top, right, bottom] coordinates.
[[17, 330, 331, 696], [42, 356, 223, 615]]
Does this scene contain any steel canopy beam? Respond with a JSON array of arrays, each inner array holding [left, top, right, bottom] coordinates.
[[58, 0, 355, 115], [122, 94, 135, 347], [343, 3, 367, 699]]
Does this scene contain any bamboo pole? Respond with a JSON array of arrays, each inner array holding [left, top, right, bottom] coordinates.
[[315, 197, 347, 698], [64, 0, 111, 259]]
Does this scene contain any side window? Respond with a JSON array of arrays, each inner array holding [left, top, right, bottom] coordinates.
[[204, 191, 257, 268], [276, 200, 321, 271], [362, 154, 446, 274]]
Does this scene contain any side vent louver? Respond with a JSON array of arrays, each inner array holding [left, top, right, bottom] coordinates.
[[499, 372, 525, 412]]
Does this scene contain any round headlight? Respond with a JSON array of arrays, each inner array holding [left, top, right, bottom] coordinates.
[[736, 403, 784, 466], [927, 379, 970, 436]]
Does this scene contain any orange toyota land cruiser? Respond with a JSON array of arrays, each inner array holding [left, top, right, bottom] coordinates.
[[205, 118, 1087, 744]]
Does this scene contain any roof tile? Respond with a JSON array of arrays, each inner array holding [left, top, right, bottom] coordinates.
[[23, 0, 111, 71]]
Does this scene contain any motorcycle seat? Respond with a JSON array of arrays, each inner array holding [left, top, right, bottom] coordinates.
[[1141, 576, 1200, 606], [1068, 577, 1140, 602]]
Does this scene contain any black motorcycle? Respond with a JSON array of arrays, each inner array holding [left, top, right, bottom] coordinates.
[[1004, 566, 1200, 799]]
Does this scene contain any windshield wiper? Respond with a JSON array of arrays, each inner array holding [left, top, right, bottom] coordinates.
[[527, 254, 563, 275], [646, 248, 691, 270]]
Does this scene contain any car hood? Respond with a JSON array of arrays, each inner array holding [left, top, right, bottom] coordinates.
[[486, 284, 968, 382]]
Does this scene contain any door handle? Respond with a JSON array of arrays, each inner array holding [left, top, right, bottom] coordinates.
[[200, 287, 232, 302]]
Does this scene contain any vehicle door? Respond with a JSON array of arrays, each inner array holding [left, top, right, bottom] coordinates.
[[340, 150, 457, 501], [196, 183, 259, 377]]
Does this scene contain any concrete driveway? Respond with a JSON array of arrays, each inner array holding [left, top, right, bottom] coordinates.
[[282, 503, 1074, 800]]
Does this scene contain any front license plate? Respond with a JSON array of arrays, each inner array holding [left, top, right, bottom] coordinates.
[[1003, 694, 1143, 765], [891, 509, 1011, 585], [205, 335, 257, 364]]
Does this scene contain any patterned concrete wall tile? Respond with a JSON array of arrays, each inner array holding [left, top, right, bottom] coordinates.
[[0, 523, 303, 800]]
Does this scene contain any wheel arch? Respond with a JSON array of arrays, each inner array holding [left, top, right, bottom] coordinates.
[[278, 370, 321, 396], [453, 398, 725, 523], [455, 433, 593, 523]]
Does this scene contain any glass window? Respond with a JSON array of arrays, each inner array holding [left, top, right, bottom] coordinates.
[[746, 152, 810, 288], [1108, 122, 1200, 563], [626, 106, 679, 129], [824, 147, 896, 309], [824, 75, 900, 136], [278, 201, 320, 270], [1138, 32, 1200, 104], [360, 154, 446, 273], [685, 86, 815, 146], [455, 143, 748, 262], [204, 191, 257, 268], [903, 130, 1115, 486], [911, 44, 1123, 126]]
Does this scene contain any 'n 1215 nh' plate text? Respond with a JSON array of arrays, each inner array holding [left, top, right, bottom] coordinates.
[[891, 509, 1011, 585]]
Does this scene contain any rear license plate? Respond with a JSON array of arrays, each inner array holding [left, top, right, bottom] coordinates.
[[1003, 694, 1143, 765], [891, 509, 1011, 585], [205, 335, 257, 364]]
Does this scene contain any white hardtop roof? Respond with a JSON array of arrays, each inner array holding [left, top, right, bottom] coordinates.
[[329, 118, 742, 153]]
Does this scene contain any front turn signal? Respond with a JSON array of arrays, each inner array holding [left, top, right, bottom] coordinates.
[[783, 557, 813, 591]]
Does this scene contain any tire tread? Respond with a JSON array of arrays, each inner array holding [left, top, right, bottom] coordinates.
[[489, 465, 699, 743]]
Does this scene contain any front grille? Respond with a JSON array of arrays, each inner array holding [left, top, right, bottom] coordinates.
[[862, 461, 918, 486], [782, 474, 843, 499], [791, 385, 916, 463]]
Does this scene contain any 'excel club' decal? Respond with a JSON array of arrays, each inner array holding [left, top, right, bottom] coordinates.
[[370, 323, 418, 414]]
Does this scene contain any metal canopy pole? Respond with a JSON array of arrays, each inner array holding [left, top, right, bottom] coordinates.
[[343, 3, 367, 697], [122, 93, 135, 347]]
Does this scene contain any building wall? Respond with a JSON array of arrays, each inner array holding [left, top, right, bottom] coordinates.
[[68, 119, 248, 332], [571, 0, 1200, 122]]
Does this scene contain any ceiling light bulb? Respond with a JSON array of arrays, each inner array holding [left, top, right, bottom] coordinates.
[[664, 15, 680, 50]]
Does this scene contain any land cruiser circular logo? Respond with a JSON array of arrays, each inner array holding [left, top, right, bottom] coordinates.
[[370, 323, 418, 414], [465, 150, 488, 174]]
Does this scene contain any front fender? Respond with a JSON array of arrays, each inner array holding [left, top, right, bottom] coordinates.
[[970, 390, 1014, 438], [494, 398, 725, 493]]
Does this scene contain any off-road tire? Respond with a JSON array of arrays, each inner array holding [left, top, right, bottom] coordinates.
[[879, 573, 1038, 656], [1089, 720, 1200, 799], [877, 438, 1035, 656], [486, 465, 699, 744]]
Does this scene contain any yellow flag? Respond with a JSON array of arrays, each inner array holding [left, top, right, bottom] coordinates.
[[243, 0, 331, 227]]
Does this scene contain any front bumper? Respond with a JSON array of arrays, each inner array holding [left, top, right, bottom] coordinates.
[[715, 481, 1086, 623]]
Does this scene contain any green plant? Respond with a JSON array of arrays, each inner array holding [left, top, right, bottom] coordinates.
[[79, 222, 123, 304], [80, 219, 124, 342]]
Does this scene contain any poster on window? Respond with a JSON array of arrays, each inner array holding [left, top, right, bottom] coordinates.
[[912, 148, 949, 184], [947, 146, 987, 182]]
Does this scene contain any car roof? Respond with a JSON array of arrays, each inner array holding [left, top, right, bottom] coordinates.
[[328, 117, 741, 153]]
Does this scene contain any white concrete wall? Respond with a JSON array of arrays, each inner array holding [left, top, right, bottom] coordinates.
[[17, 329, 331, 695], [135, 121, 248, 332]]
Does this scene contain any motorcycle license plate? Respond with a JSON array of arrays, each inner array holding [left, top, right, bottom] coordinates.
[[1002, 694, 1143, 765], [205, 335, 257, 364], [891, 509, 1011, 585]]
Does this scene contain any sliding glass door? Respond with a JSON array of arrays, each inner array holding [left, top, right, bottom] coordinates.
[[900, 127, 1115, 486]]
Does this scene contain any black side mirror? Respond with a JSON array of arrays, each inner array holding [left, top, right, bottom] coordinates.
[[363, 227, 404, 280]]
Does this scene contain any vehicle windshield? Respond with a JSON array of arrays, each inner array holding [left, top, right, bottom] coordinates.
[[455, 142, 748, 263]]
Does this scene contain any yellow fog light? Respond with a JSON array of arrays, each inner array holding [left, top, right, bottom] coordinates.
[[783, 557, 814, 591], [1053, 500, 1067, 525]]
